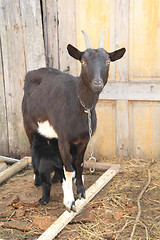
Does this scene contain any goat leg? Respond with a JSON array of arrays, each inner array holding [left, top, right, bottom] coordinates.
[[75, 142, 88, 199], [58, 141, 76, 211], [39, 172, 51, 205]]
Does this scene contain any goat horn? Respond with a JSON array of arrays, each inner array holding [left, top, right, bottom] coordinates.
[[81, 30, 92, 49], [98, 30, 105, 48]]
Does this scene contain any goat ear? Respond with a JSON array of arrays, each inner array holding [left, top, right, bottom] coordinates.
[[108, 48, 126, 62], [67, 44, 83, 61]]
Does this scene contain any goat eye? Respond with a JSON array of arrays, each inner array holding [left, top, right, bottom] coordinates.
[[81, 60, 86, 65], [106, 59, 110, 65]]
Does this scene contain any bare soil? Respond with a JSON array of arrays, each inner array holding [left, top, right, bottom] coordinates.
[[0, 158, 160, 240]]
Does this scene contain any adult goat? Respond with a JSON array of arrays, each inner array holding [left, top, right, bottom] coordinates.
[[22, 31, 126, 211]]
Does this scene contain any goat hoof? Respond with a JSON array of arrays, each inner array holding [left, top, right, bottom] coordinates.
[[77, 185, 86, 199], [71, 204, 77, 212], [78, 192, 86, 200], [39, 198, 49, 205], [35, 182, 41, 187], [64, 200, 76, 212]]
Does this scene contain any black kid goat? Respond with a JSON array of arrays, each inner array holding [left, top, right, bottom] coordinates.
[[22, 31, 126, 211]]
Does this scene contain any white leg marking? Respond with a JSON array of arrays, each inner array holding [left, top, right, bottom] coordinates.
[[33, 174, 36, 180], [62, 168, 75, 211], [82, 175, 84, 184], [37, 120, 58, 139], [73, 174, 84, 185]]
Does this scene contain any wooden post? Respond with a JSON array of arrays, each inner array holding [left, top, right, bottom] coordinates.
[[37, 164, 120, 240], [0, 157, 31, 184]]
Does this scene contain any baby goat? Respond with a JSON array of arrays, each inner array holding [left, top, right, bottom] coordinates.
[[22, 31, 125, 211]]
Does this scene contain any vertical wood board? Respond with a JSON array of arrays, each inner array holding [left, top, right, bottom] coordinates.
[[41, 0, 59, 68], [90, 100, 116, 159], [0, 38, 9, 155], [129, 0, 160, 80], [129, 101, 160, 159], [115, 0, 129, 82], [20, 0, 46, 71], [116, 100, 129, 157], [58, 0, 77, 75]]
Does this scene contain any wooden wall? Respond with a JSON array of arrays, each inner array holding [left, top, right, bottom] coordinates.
[[76, 0, 160, 160], [0, 0, 160, 160]]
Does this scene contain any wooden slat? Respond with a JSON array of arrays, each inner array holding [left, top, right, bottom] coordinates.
[[100, 82, 160, 101], [58, 0, 77, 75], [20, 0, 46, 71], [129, 0, 160, 81], [115, 0, 129, 82], [109, 0, 116, 81], [0, 38, 9, 155], [90, 100, 116, 159], [41, 0, 59, 68], [129, 101, 160, 159], [114, 0, 129, 157], [116, 100, 129, 157]]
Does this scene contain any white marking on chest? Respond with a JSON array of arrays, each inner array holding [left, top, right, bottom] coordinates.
[[37, 121, 58, 139]]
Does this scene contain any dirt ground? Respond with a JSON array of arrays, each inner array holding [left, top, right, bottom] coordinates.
[[0, 157, 160, 240]]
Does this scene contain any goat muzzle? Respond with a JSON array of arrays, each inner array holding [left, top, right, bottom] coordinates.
[[91, 78, 104, 94]]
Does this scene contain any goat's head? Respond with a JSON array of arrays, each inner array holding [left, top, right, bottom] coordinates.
[[67, 31, 126, 94]]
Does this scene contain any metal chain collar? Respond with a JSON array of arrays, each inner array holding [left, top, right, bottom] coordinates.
[[78, 96, 96, 173]]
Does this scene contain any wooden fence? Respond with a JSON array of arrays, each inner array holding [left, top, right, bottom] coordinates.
[[0, 0, 160, 160]]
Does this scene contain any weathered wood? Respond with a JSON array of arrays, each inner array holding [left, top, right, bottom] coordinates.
[[0, 156, 30, 184], [37, 164, 120, 240], [41, 0, 59, 68], [116, 100, 129, 157], [109, 0, 116, 81], [92, 100, 116, 159], [0, 0, 27, 157], [0, 36, 9, 155], [0, 162, 7, 173], [115, 0, 129, 82], [58, 0, 77, 75], [129, 0, 160, 81], [20, 0, 46, 71], [100, 82, 160, 101], [0, 0, 45, 157], [0, 156, 19, 163], [84, 160, 120, 171], [129, 101, 160, 160]]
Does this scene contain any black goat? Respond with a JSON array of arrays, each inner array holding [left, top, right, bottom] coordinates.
[[22, 31, 125, 211]]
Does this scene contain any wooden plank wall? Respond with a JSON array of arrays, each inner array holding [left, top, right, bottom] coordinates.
[[77, 0, 160, 160], [0, 0, 45, 158], [0, 0, 160, 160], [0, 0, 77, 158]]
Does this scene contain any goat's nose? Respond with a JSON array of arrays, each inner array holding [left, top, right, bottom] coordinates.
[[93, 78, 103, 86]]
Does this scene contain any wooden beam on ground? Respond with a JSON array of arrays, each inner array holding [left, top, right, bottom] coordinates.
[[37, 164, 120, 240], [0, 156, 31, 184], [0, 155, 19, 163], [84, 160, 119, 171]]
